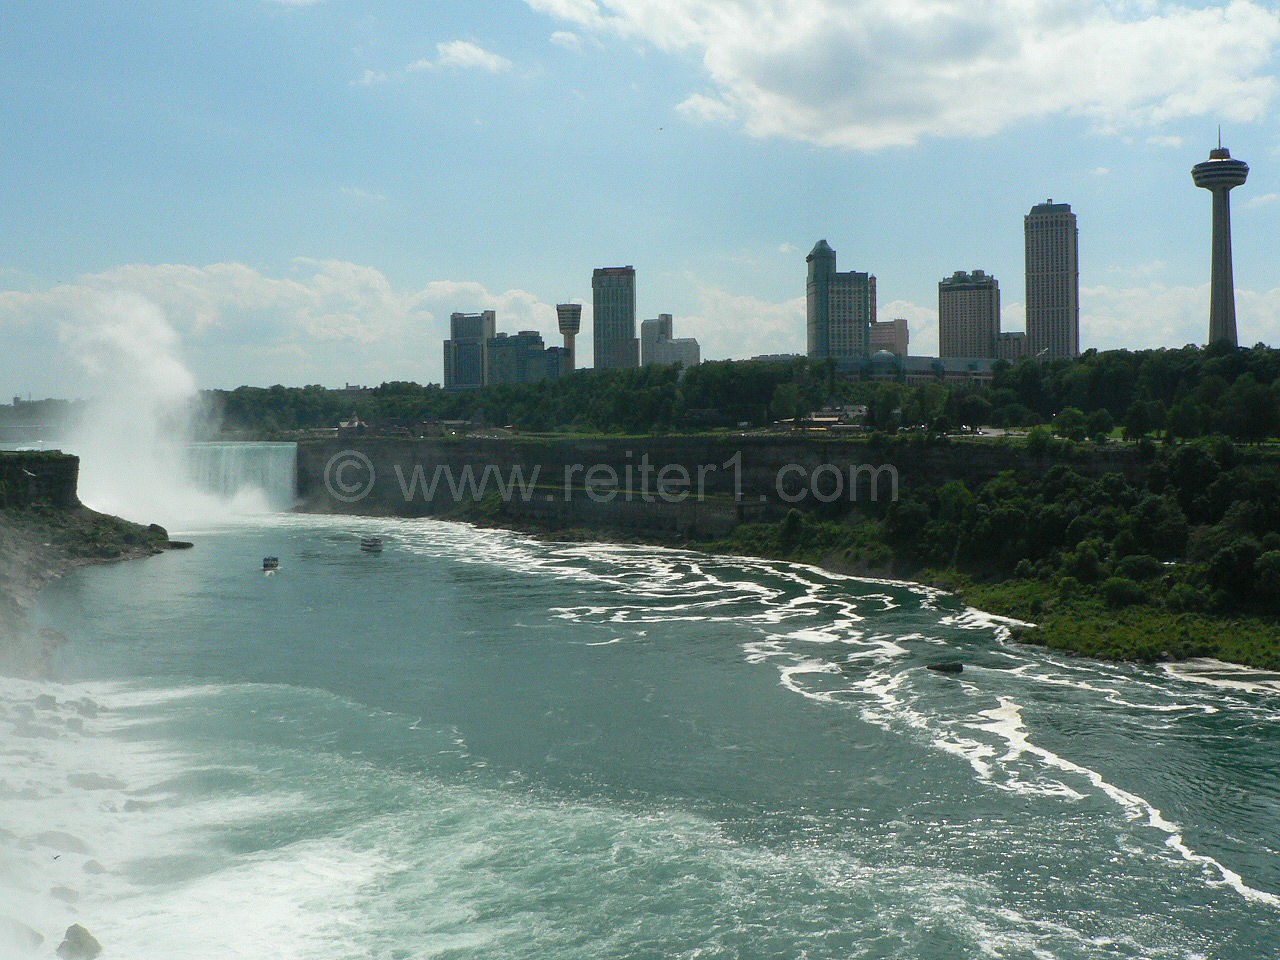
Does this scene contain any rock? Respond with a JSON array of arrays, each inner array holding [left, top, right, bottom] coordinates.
[[147, 522, 168, 538], [82, 860, 107, 875], [33, 694, 57, 710], [73, 699, 100, 718], [50, 885, 80, 904], [162, 540, 195, 550], [56, 923, 102, 960], [926, 660, 964, 675]]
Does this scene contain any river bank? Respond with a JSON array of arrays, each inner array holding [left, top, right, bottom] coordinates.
[[0, 507, 175, 674], [395, 496, 1280, 672]]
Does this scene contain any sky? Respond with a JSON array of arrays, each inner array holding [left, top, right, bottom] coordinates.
[[2, 0, 1279, 398]]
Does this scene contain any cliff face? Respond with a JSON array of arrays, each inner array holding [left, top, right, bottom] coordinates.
[[295, 436, 1148, 538], [0, 451, 80, 509]]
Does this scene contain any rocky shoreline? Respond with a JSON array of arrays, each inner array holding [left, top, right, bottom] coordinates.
[[0, 507, 178, 675]]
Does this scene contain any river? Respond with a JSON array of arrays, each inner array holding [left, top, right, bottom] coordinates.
[[1, 446, 1278, 958]]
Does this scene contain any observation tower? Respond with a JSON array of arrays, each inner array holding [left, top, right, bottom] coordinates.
[[1192, 137, 1249, 346], [556, 303, 582, 370]]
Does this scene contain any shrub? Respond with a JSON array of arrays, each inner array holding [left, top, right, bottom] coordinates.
[[1101, 577, 1148, 608], [1165, 583, 1209, 612], [1114, 554, 1164, 581]]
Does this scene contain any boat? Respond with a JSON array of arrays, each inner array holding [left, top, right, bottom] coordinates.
[[359, 536, 384, 553], [262, 556, 280, 570]]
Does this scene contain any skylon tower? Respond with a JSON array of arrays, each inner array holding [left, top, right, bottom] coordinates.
[[1192, 137, 1249, 347]]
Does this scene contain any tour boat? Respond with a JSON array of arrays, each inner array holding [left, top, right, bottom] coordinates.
[[359, 536, 384, 553], [262, 556, 280, 570]]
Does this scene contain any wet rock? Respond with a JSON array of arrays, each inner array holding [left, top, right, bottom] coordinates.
[[32, 694, 57, 710], [926, 660, 964, 675], [73, 699, 100, 718], [82, 860, 107, 875], [56, 923, 102, 960], [50, 886, 79, 903]]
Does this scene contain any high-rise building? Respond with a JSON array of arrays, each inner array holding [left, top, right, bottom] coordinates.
[[486, 330, 550, 386], [806, 240, 876, 360], [556, 303, 582, 370], [869, 318, 909, 357], [1192, 141, 1249, 346], [997, 331, 1028, 361], [641, 314, 700, 368], [592, 266, 639, 369], [1024, 200, 1079, 360], [939, 270, 1000, 359], [544, 346, 572, 380], [443, 310, 496, 391]]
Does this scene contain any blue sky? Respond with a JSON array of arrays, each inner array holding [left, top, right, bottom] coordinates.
[[2, 0, 1279, 397]]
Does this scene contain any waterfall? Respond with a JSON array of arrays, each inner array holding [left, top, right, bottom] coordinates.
[[184, 442, 297, 513]]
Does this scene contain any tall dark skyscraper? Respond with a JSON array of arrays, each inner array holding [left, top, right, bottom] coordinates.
[[938, 270, 1000, 359], [591, 266, 639, 369], [1192, 140, 1249, 347], [443, 310, 496, 391], [1024, 200, 1079, 360], [806, 240, 875, 361]]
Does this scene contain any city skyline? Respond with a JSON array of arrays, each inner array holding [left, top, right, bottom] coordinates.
[[1, 1, 1278, 397]]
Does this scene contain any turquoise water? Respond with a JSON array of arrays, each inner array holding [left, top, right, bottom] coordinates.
[[4, 513, 1280, 958]]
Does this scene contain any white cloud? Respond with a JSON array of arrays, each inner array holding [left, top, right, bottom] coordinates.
[[677, 92, 736, 125], [1081, 282, 1280, 351], [881, 299, 938, 358], [526, 0, 1280, 149], [674, 286, 804, 361], [0, 262, 564, 395], [374, 40, 514, 86], [1244, 191, 1280, 209], [551, 30, 583, 51], [432, 40, 513, 73]]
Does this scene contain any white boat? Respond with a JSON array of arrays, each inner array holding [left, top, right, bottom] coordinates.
[[262, 556, 280, 570], [359, 536, 384, 553]]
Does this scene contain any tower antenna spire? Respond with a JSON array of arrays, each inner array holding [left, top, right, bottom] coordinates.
[[1218, 124, 1222, 150]]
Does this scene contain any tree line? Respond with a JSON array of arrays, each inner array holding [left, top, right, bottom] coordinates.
[[208, 341, 1280, 443]]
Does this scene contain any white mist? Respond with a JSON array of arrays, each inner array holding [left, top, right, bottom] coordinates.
[[63, 292, 287, 530]]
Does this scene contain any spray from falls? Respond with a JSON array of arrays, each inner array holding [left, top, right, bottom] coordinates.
[[63, 292, 295, 529]]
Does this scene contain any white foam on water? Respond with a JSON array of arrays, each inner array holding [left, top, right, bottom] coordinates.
[[386, 524, 1280, 915], [1164, 659, 1280, 697]]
